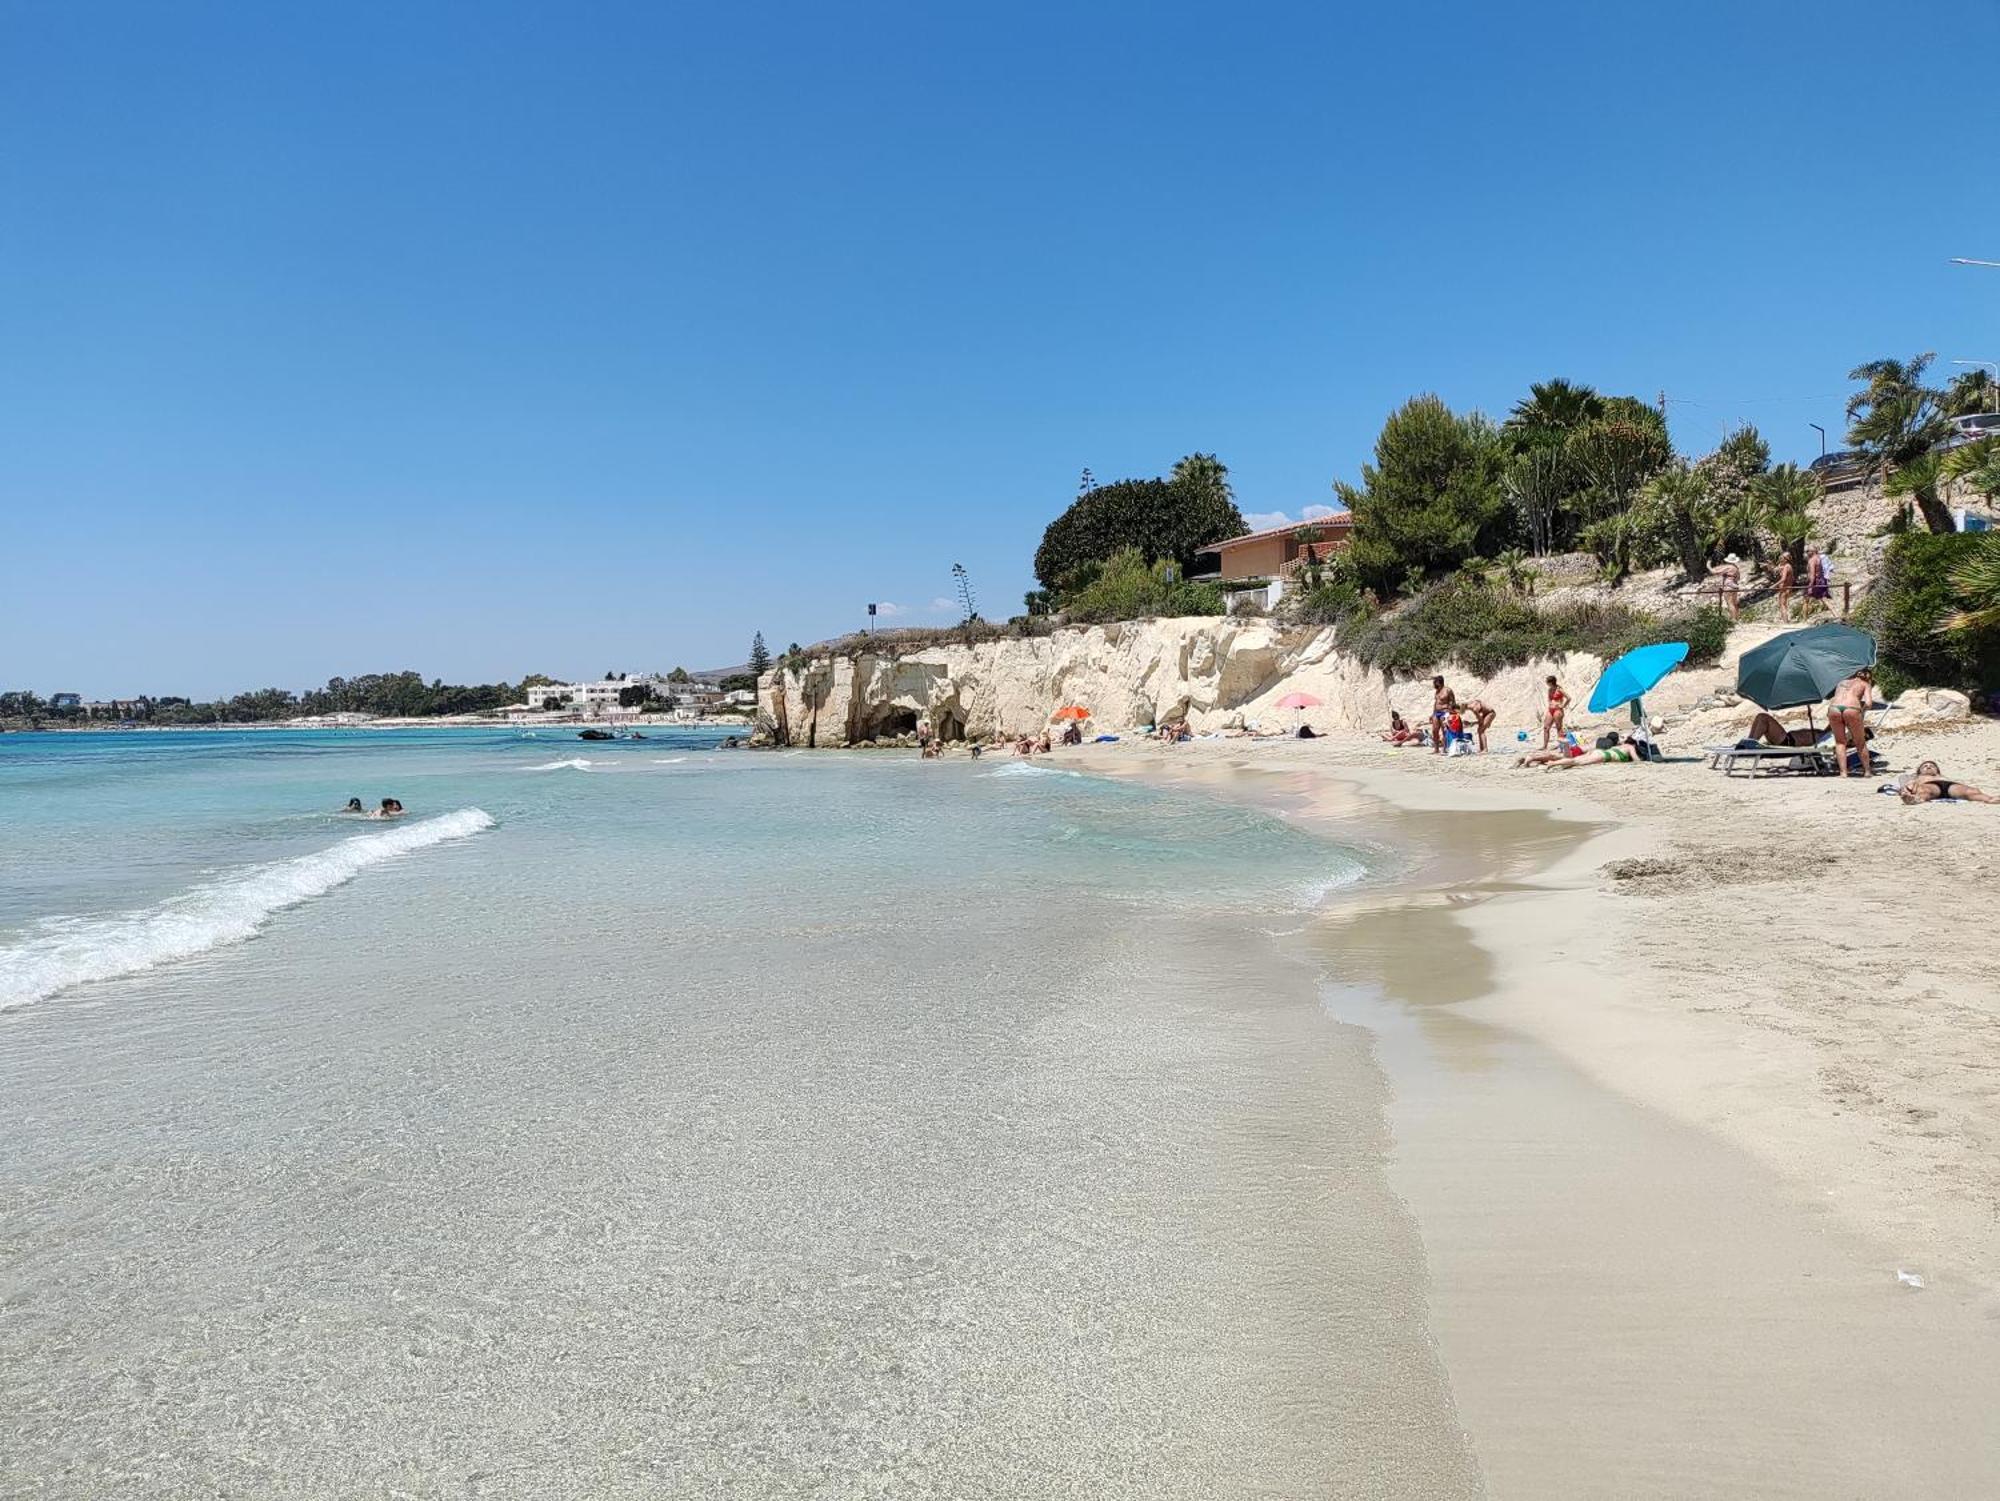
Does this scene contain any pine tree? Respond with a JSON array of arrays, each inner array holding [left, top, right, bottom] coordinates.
[[748, 632, 772, 676]]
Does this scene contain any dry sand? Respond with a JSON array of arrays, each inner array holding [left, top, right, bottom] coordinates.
[[1059, 716, 2000, 1496]]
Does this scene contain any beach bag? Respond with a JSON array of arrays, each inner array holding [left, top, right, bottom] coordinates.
[[1446, 737, 1473, 757]]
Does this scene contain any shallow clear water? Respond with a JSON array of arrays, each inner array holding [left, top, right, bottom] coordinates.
[[1, 730, 1476, 1498]]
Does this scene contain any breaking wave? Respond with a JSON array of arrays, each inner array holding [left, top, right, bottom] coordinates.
[[0, 809, 497, 1012], [985, 762, 1083, 779], [522, 758, 600, 772]]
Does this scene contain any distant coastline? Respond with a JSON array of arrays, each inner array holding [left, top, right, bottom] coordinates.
[[3, 715, 754, 735]]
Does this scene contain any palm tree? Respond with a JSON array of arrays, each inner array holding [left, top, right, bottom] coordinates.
[[1170, 452, 1233, 505], [1944, 368, 1999, 418], [1503, 378, 1604, 450], [1886, 452, 1952, 537], [1751, 463, 1821, 574], [1642, 462, 1714, 581], [1846, 353, 1956, 531], [1940, 541, 2000, 634]]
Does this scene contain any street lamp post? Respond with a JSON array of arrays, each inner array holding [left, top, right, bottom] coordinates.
[[1809, 422, 1827, 458]]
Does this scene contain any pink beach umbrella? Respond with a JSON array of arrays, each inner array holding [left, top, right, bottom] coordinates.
[[1275, 690, 1323, 732]]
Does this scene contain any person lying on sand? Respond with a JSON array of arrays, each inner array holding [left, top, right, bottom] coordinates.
[[1515, 738, 1583, 767], [1544, 736, 1641, 770], [1897, 760, 1999, 805]]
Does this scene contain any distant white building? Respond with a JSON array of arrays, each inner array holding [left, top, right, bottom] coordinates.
[[523, 674, 686, 714]]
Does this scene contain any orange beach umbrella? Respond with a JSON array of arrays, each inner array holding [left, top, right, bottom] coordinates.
[[1051, 705, 1091, 721]]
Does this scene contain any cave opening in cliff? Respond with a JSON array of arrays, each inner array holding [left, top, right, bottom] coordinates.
[[858, 706, 919, 741], [934, 710, 965, 742]]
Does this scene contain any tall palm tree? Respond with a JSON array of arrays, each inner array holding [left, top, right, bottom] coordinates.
[[1846, 353, 1956, 531], [1503, 378, 1604, 450]]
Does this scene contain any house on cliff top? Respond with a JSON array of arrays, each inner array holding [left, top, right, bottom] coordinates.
[[1193, 514, 1354, 584]]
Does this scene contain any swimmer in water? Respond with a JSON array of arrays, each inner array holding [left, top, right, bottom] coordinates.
[[373, 798, 405, 819], [342, 797, 365, 814]]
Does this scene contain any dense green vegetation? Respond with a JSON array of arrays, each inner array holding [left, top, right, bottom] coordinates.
[[1032, 453, 1245, 597], [1863, 534, 2000, 697], [1337, 580, 1729, 678], [1059, 548, 1225, 624], [1, 671, 537, 726]]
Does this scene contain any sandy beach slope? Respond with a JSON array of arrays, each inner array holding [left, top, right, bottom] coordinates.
[[1069, 718, 2000, 1496]]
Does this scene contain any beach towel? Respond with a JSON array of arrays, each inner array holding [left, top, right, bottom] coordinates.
[[1093, 734, 1118, 743]]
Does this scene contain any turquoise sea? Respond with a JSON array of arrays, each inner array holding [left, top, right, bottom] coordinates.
[[0, 729, 1477, 1498]]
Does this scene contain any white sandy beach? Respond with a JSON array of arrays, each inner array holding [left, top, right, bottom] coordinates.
[[1059, 717, 2000, 1495]]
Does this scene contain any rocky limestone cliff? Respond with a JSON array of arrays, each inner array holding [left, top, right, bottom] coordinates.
[[758, 619, 1616, 747], [755, 616, 1973, 750]]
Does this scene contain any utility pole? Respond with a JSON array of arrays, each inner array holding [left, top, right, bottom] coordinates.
[[1657, 389, 1667, 419]]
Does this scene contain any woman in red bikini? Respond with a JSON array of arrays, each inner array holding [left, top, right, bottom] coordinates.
[[1540, 675, 1569, 749]]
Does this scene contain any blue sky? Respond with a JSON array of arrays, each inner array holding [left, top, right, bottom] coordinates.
[[5, 0, 1997, 697]]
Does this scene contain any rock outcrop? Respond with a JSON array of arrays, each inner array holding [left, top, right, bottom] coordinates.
[[758, 619, 1630, 747]]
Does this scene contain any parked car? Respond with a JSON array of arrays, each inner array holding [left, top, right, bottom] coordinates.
[[1941, 412, 2000, 450], [1808, 449, 1864, 481]]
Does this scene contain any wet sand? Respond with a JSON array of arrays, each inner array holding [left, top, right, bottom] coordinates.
[[1097, 744, 2000, 1497]]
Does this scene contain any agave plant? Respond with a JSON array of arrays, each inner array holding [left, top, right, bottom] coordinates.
[[1940, 540, 2000, 634]]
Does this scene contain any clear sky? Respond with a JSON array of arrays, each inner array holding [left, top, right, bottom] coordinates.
[[5, 0, 1998, 698]]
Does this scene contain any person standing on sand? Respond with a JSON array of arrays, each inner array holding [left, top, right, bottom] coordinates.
[[1540, 676, 1569, 749], [1828, 667, 1874, 778], [1461, 697, 1497, 752], [1430, 676, 1457, 755], [1775, 554, 1796, 620]]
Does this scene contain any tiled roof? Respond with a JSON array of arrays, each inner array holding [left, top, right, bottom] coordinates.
[[1201, 514, 1354, 551]]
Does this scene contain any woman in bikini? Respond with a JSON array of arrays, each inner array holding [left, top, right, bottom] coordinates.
[[1827, 667, 1874, 778], [1899, 760, 1999, 805], [1540, 676, 1569, 749], [1544, 735, 1640, 770], [1774, 554, 1796, 621]]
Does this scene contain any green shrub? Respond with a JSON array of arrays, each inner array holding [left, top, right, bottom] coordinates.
[[1862, 533, 2000, 695], [1286, 577, 1370, 628], [1062, 547, 1225, 623], [1339, 582, 1727, 678]]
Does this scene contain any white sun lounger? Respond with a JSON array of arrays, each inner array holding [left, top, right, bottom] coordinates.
[[1705, 743, 1832, 777]]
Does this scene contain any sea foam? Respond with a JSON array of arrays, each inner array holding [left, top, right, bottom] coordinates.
[[0, 809, 496, 1011], [522, 758, 600, 771]]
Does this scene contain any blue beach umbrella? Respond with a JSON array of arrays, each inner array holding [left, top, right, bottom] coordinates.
[[1588, 641, 1688, 736]]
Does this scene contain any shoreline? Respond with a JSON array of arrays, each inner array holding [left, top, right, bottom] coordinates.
[[1081, 732, 2000, 1493]]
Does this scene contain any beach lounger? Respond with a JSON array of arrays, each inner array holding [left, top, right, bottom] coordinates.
[[1705, 743, 1832, 777]]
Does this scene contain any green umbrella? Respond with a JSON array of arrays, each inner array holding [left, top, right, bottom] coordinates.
[[1735, 624, 1876, 716]]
